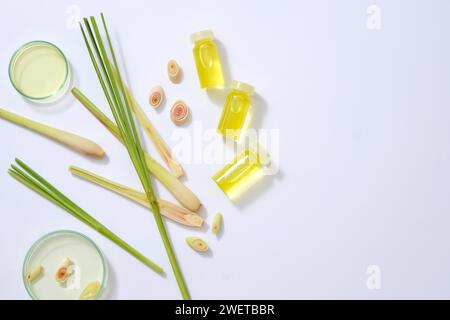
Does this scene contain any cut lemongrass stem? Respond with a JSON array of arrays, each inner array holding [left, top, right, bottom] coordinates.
[[80, 14, 189, 299], [71, 87, 200, 212], [69, 165, 203, 227], [0, 108, 105, 158], [124, 86, 184, 178], [8, 158, 163, 274]]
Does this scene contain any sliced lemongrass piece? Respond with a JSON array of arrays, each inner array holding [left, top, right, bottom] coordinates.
[[211, 212, 223, 235], [55, 258, 73, 283], [0, 108, 105, 158], [8, 158, 163, 274], [149, 85, 164, 108], [171, 101, 190, 125], [71, 87, 201, 211], [186, 237, 209, 252], [167, 59, 181, 83], [183, 213, 204, 227], [125, 86, 184, 178], [69, 165, 203, 227], [26, 264, 43, 283], [79, 281, 101, 300]]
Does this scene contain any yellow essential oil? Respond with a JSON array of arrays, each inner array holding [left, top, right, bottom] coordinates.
[[217, 81, 254, 141], [190, 30, 224, 89], [213, 147, 270, 200], [9, 41, 70, 104]]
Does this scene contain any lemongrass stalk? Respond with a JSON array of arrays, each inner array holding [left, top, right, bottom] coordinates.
[[125, 86, 184, 178], [69, 165, 203, 227], [80, 14, 190, 299], [0, 108, 104, 158], [71, 87, 201, 212], [8, 158, 162, 273]]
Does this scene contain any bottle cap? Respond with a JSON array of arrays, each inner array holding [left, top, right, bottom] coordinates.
[[231, 80, 255, 96], [190, 30, 214, 44]]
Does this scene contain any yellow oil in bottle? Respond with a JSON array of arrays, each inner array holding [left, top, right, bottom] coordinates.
[[191, 30, 224, 89], [217, 81, 254, 141], [213, 147, 269, 200]]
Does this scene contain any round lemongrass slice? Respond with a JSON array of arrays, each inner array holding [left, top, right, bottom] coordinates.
[[149, 85, 164, 108], [170, 100, 190, 125], [167, 59, 181, 83]]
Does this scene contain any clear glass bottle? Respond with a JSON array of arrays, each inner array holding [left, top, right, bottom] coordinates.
[[217, 81, 254, 141], [213, 146, 270, 200], [190, 30, 224, 89]]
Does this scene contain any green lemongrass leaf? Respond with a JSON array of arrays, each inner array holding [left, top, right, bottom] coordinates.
[[71, 87, 201, 212], [9, 159, 163, 274], [80, 14, 190, 299], [69, 165, 203, 227], [0, 108, 105, 158]]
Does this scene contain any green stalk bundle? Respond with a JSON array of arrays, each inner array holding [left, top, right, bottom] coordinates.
[[79, 14, 190, 299]]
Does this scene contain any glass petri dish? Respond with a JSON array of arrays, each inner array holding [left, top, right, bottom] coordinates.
[[9, 41, 71, 104], [23, 230, 108, 300]]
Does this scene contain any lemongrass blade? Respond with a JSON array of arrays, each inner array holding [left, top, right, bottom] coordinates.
[[69, 165, 203, 227], [0, 108, 105, 158], [9, 159, 163, 274], [72, 87, 201, 212], [125, 86, 184, 178]]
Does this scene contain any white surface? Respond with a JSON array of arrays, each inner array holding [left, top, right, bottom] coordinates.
[[1, 0, 450, 299]]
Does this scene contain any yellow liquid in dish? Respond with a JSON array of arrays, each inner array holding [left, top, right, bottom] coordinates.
[[213, 149, 265, 200], [23, 231, 106, 300], [193, 39, 224, 89], [218, 89, 251, 140], [10, 41, 69, 103]]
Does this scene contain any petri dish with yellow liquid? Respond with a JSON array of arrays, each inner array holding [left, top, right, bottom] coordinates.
[[9, 41, 71, 104]]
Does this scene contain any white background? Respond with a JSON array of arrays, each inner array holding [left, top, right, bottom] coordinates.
[[1, 0, 450, 299]]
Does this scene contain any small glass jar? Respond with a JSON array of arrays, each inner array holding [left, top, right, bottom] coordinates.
[[213, 146, 270, 200], [217, 80, 255, 141], [23, 230, 108, 300], [9, 41, 71, 104], [190, 30, 224, 89]]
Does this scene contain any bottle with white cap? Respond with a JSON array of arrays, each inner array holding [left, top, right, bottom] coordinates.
[[217, 80, 255, 141], [190, 30, 224, 89]]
